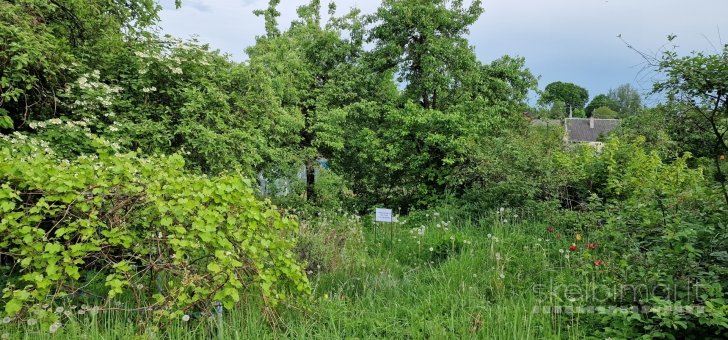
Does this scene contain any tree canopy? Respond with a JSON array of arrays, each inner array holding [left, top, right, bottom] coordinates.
[[539, 81, 589, 112], [608, 83, 642, 117], [586, 94, 618, 116]]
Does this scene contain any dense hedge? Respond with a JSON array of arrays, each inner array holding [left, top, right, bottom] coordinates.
[[0, 133, 310, 323]]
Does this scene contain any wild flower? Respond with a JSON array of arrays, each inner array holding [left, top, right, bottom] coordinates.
[[1, 333, 8, 339], [556, 234, 561, 239], [55, 307, 64, 314], [538, 238, 542, 242], [473, 274, 477, 278], [576, 234, 582, 241], [569, 243, 577, 251], [450, 236, 455, 241], [559, 249, 564, 253], [548, 227, 554, 233], [429, 247, 433, 252], [49, 321, 62, 333], [564, 254, 570, 259], [27, 318, 37, 326], [2, 317, 13, 324], [499, 274, 505, 279], [182, 315, 190, 322], [593, 260, 604, 266], [586, 243, 598, 250], [487, 234, 492, 238], [78, 310, 86, 315]]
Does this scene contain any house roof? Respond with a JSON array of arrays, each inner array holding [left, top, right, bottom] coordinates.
[[565, 118, 619, 142]]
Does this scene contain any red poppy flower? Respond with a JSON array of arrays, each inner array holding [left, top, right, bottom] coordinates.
[[548, 227, 554, 233], [569, 243, 577, 251], [593, 260, 603, 266], [586, 243, 598, 250]]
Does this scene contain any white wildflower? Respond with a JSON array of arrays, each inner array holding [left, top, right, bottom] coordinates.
[[182, 315, 190, 322], [49, 321, 62, 333]]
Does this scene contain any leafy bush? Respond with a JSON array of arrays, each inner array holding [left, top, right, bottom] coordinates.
[[592, 106, 619, 119], [580, 136, 728, 338], [0, 133, 310, 324], [453, 125, 590, 211]]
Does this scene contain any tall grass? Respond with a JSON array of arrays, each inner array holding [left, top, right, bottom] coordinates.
[[1, 206, 595, 339]]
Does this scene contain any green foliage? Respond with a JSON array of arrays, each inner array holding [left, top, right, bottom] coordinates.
[[586, 94, 618, 116], [608, 83, 642, 117], [650, 39, 728, 204], [592, 106, 619, 119], [452, 125, 592, 211], [0, 0, 159, 124], [539, 81, 590, 110], [366, 0, 483, 111], [246, 0, 368, 200], [0, 133, 310, 323], [579, 136, 728, 338]]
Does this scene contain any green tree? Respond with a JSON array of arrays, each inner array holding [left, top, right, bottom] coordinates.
[[334, 0, 537, 210], [591, 106, 619, 119], [539, 81, 589, 115], [365, 0, 483, 110], [585, 94, 618, 116], [246, 0, 367, 202], [607, 83, 642, 117], [648, 37, 728, 204]]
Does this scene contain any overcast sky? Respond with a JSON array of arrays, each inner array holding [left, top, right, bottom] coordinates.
[[157, 0, 727, 106]]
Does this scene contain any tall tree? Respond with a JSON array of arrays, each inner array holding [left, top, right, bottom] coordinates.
[[539, 81, 589, 115], [339, 0, 537, 209], [246, 0, 367, 202], [608, 83, 642, 117], [366, 0, 483, 111]]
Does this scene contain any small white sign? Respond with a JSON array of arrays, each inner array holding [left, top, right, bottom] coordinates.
[[375, 208, 392, 222]]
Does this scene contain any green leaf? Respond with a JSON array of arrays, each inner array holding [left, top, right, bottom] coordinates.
[[207, 262, 222, 273]]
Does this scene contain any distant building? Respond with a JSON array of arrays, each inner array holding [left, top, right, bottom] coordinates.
[[564, 116, 619, 151]]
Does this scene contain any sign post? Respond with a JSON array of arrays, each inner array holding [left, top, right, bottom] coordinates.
[[375, 208, 393, 244], [375, 208, 392, 223]]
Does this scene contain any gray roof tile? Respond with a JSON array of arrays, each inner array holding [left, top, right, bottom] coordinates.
[[565, 118, 619, 142]]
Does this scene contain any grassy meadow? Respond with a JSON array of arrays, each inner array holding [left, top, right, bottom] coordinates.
[[1, 206, 604, 339]]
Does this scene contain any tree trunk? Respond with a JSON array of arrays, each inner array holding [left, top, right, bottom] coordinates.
[[305, 159, 316, 202]]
